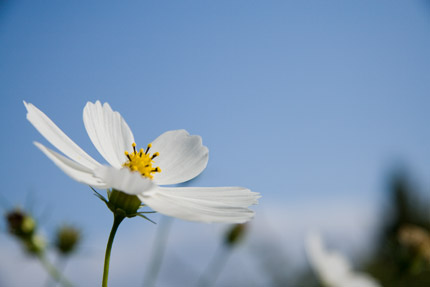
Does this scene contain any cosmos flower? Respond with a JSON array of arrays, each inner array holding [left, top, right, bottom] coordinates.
[[305, 233, 381, 287], [24, 101, 259, 223]]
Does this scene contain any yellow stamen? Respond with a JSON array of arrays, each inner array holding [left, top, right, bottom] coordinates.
[[123, 143, 161, 179], [151, 152, 159, 159], [124, 151, 131, 161], [145, 144, 152, 155]]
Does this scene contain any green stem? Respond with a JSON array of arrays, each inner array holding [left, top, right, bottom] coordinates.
[[37, 253, 73, 287], [102, 214, 124, 287], [197, 245, 230, 287], [143, 216, 173, 287]]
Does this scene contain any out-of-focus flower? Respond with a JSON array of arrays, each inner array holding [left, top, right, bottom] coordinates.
[[25, 101, 259, 223], [305, 233, 381, 287], [55, 225, 81, 255], [398, 224, 430, 264]]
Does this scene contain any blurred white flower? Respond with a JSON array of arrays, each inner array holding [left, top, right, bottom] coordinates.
[[305, 233, 381, 287], [24, 101, 259, 223]]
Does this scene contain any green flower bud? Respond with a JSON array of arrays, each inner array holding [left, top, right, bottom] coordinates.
[[55, 225, 81, 255], [224, 223, 247, 247], [107, 189, 141, 218], [25, 234, 46, 255], [6, 209, 36, 238], [6, 209, 46, 255]]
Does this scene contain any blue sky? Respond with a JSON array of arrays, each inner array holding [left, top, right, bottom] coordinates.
[[1, 0, 430, 285]]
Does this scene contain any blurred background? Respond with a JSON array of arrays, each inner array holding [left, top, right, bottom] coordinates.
[[1, 0, 430, 286]]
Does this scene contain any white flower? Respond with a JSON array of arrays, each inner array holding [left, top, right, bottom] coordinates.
[[24, 101, 259, 223], [305, 233, 381, 287]]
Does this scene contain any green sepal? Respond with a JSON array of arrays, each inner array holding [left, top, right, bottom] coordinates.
[[135, 213, 157, 224], [91, 187, 109, 205], [90, 186, 157, 221]]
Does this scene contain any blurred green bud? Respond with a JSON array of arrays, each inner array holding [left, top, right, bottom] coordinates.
[[55, 225, 81, 255], [6, 209, 36, 238], [224, 223, 247, 247], [25, 234, 46, 255], [5, 208, 46, 255]]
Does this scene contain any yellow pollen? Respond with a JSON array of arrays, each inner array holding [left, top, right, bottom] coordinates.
[[123, 142, 161, 179]]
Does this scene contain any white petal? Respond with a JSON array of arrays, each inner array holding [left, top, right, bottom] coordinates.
[[93, 166, 156, 195], [138, 186, 258, 223], [150, 130, 209, 185], [24, 102, 101, 170], [83, 101, 135, 168], [342, 274, 382, 287], [163, 186, 260, 207], [34, 142, 108, 189], [305, 233, 381, 287], [306, 232, 350, 286]]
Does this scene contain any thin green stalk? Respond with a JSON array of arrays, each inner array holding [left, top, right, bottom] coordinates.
[[143, 216, 173, 287], [45, 255, 67, 287], [37, 253, 73, 287], [196, 245, 230, 287], [102, 214, 124, 287]]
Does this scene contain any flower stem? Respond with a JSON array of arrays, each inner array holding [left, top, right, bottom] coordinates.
[[45, 255, 68, 287], [197, 245, 230, 287], [37, 253, 73, 287], [102, 214, 124, 287], [143, 216, 173, 287]]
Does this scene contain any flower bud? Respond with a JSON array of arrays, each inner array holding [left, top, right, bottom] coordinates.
[[6, 209, 36, 238], [5, 208, 46, 255], [55, 225, 81, 255], [25, 234, 46, 255], [224, 223, 247, 247], [107, 189, 141, 217]]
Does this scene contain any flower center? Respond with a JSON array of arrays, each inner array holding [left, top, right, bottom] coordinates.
[[123, 143, 161, 179]]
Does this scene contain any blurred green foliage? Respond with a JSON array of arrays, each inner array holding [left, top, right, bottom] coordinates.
[[365, 172, 430, 286], [293, 170, 430, 287]]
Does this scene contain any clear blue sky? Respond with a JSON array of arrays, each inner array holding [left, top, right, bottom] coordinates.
[[1, 0, 430, 285]]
